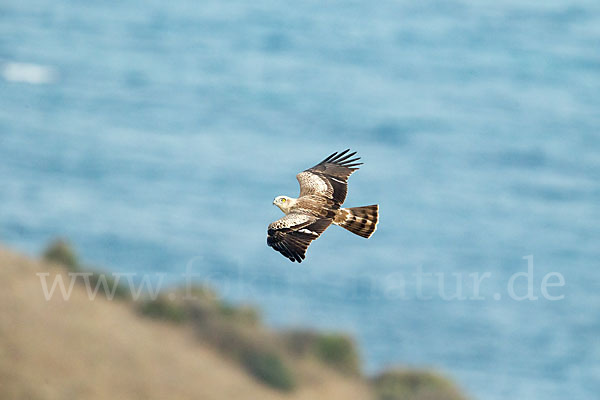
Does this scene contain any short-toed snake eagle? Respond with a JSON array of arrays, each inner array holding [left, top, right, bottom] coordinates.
[[268, 149, 379, 262]]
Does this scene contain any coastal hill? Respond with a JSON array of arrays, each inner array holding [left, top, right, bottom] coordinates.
[[0, 243, 468, 400]]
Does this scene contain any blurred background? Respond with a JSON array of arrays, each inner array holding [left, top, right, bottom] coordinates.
[[1, 0, 599, 399]]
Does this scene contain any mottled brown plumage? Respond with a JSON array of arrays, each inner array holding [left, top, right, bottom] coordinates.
[[268, 149, 379, 263]]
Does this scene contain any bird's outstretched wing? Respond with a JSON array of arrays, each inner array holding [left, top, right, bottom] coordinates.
[[267, 213, 332, 262], [296, 149, 362, 206]]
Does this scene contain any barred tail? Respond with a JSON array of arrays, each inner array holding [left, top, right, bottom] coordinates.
[[333, 205, 379, 238]]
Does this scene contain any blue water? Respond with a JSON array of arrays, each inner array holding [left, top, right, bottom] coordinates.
[[1, 1, 599, 398]]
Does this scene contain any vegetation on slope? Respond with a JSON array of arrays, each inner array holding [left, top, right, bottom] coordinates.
[[371, 369, 468, 400], [34, 239, 469, 399]]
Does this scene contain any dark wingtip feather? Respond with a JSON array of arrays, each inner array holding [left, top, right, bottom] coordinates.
[[326, 149, 349, 164], [322, 151, 338, 163], [341, 156, 361, 164], [322, 149, 363, 167], [345, 162, 363, 168], [335, 149, 350, 158]]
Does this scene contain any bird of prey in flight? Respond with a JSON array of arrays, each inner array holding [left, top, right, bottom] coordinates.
[[267, 149, 379, 262]]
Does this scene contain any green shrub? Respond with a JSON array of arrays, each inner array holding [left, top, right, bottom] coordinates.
[[371, 369, 468, 400], [314, 333, 361, 375], [179, 284, 218, 302], [241, 348, 296, 392], [282, 329, 319, 355], [281, 330, 361, 375], [42, 239, 79, 271], [218, 302, 260, 326], [43, 239, 130, 300], [184, 297, 294, 392], [217, 302, 237, 317], [138, 296, 188, 323], [87, 272, 130, 300]]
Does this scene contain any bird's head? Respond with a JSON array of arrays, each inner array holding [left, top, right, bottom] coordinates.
[[273, 196, 295, 214]]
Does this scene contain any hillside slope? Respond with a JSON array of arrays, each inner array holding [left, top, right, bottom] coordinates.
[[0, 247, 372, 400]]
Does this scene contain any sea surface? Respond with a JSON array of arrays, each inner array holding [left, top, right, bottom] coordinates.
[[1, 1, 599, 399]]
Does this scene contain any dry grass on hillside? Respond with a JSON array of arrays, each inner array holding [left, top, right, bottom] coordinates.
[[0, 247, 372, 400], [0, 243, 470, 400]]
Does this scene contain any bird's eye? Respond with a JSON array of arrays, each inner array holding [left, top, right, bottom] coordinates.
[[281, 198, 286, 202]]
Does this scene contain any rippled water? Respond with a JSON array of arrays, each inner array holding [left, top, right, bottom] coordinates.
[[1, 1, 599, 399]]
